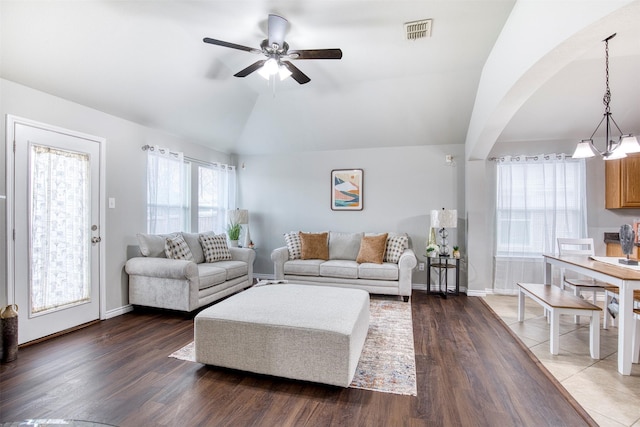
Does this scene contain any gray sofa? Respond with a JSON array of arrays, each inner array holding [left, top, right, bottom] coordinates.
[[125, 232, 255, 312], [271, 231, 417, 301]]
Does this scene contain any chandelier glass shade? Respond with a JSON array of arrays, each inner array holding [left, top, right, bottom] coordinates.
[[572, 33, 640, 160]]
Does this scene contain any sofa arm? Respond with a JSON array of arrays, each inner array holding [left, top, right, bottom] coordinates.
[[271, 246, 289, 280], [125, 257, 199, 281], [398, 249, 417, 298], [229, 247, 256, 264], [398, 248, 418, 270]]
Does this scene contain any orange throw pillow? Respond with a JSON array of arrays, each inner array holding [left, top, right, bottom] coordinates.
[[299, 232, 329, 260], [356, 233, 388, 264]]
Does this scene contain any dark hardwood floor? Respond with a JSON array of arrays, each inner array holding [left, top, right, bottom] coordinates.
[[0, 291, 596, 426]]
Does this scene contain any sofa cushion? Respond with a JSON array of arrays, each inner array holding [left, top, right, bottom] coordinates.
[[284, 231, 302, 260], [356, 233, 388, 264], [329, 232, 363, 260], [208, 260, 248, 280], [320, 260, 359, 279], [358, 262, 399, 281], [197, 264, 228, 289], [137, 232, 178, 257], [165, 234, 195, 261], [384, 234, 409, 263], [182, 231, 214, 264], [200, 234, 232, 262], [300, 232, 329, 260], [284, 259, 324, 276]]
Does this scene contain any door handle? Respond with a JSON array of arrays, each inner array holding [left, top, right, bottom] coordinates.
[[91, 236, 102, 244]]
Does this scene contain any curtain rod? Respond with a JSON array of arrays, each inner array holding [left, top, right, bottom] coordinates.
[[141, 144, 234, 169], [489, 153, 573, 162]]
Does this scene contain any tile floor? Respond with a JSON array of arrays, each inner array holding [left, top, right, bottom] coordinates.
[[483, 294, 640, 427]]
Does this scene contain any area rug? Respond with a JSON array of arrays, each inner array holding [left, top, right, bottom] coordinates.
[[169, 297, 417, 396]]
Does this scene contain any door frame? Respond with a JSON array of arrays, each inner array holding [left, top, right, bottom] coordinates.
[[5, 115, 107, 321]]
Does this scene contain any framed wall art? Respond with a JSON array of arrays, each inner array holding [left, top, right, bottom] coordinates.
[[331, 169, 363, 211]]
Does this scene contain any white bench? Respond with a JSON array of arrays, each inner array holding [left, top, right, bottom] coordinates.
[[517, 283, 601, 359]]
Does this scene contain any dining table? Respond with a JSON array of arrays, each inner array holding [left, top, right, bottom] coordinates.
[[543, 253, 640, 375]]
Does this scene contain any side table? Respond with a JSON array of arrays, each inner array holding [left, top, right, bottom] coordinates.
[[426, 256, 460, 298]]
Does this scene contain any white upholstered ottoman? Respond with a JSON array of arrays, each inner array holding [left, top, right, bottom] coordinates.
[[194, 284, 370, 387]]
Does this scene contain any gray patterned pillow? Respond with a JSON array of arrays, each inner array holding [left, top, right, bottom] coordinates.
[[164, 234, 194, 261], [199, 234, 232, 262], [284, 231, 302, 260], [384, 234, 409, 263]]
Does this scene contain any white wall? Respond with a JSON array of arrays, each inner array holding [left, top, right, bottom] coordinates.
[[236, 144, 466, 288], [0, 78, 231, 312]]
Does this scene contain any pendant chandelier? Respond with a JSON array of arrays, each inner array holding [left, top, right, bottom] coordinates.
[[572, 33, 640, 160]]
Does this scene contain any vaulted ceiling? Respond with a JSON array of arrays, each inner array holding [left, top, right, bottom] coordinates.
[[2, 1, 639, 158]]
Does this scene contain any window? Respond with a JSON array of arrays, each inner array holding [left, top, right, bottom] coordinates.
[[493, 154, 587, 290], [196, 163, 236, 233], [146, 146, 235, 234]]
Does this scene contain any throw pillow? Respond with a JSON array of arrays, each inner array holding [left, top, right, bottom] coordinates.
[[199, 234, 232, 262], [181, 231, 214, 264], [164, 234, 194, 261], [329, 231, 363, 260], [137, 232, 177, 257], [356, 233, 388, 264], [384, 234, 409, 263], [299, 232, 329, 260], [284, 231, 302, 260]]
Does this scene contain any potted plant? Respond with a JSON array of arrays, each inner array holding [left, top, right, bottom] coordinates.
[[426, 243, 439, 258], [227, 222, 242, 247], [452, 245, 460, 259]]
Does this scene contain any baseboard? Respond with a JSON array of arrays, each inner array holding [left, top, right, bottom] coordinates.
[[105, 304, 133, 319]]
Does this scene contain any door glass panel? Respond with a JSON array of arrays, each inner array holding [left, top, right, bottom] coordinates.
[[30, 144, 90, 315]]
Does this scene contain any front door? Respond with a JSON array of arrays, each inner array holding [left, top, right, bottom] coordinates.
[[9, 116, 103, 344]]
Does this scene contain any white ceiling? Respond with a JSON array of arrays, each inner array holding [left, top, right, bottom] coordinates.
[[2, 1, 639, 157]]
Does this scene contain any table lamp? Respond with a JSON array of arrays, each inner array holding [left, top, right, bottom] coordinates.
[[430, 208, 457, 256]]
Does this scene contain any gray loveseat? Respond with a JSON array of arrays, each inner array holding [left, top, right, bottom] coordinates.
[[271, 231, 417, 301], [125, 232, 255, 312]]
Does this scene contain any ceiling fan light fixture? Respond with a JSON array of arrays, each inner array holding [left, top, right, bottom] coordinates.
[[278, 65, 292, 80]]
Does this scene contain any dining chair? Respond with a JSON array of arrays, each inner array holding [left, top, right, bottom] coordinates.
[[557, 238, 617, 327]]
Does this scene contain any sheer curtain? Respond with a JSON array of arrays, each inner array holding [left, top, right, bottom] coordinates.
[[147, 146, 189, 234], [197, 163, 236, 233], [493, 154, 587, 292], [30, 145, 90, 313]]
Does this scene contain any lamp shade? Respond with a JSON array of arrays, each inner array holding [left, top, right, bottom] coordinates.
[[430, 209, 457, 228], [620, 135, 640, 154], [572, 140, 596, 159], [228, 209, 249, 225]]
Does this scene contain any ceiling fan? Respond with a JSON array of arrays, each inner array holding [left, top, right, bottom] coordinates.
[[203, 14, 342, 84]]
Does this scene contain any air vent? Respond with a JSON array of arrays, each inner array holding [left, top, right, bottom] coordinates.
[[404, 19, 432, 40]]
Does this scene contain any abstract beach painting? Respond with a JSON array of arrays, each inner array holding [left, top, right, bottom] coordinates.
[[331, 169, 363, 210]]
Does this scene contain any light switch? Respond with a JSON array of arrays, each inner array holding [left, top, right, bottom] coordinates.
[[109, 197, 116, 209]]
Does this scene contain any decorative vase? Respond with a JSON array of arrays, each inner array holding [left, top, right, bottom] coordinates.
[[1, 304, 19, 363], [453, 250, 460, 259]]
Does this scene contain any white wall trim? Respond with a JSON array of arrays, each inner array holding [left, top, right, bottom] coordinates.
[[105, 304, 133, 319]]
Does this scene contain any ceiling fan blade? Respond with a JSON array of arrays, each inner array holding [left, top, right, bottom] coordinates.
[[203, 37, 261, 54], [282, 61, 310, 84], [288, 49, 343, 60], [267, 14, 288, 48], [234, 60, 267, 77]]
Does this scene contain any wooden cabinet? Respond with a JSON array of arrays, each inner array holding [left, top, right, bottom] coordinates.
[[605, 153, 640, 208]]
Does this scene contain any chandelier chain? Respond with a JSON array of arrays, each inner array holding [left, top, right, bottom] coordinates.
[[603, 37, 611, 113]]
